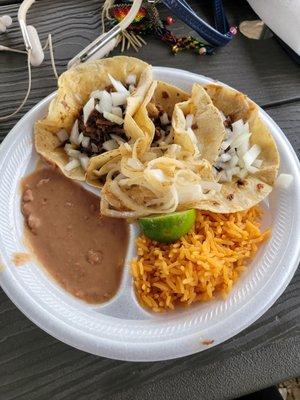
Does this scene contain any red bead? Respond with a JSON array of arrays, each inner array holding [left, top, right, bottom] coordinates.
[[166, 16, 175, 25]]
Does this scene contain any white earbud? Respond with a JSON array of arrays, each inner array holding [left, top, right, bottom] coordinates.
[[26, 25, 44, 66], [0, 15, 12, 33]]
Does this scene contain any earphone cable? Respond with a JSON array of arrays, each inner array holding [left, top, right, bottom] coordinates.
[[0, 49, 32, 121]]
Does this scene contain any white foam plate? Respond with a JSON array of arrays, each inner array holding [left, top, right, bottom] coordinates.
[[0, 67, 299, 362]]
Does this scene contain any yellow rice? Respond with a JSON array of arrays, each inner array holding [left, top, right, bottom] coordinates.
[[131, 206, 270, 312]]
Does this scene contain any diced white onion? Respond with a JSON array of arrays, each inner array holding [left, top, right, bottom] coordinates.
[[78, 132, 84, 145], [129, 84, 135, 93], [57, 129, 68, 142], [237, 168, 248, 179], [64, 158, 80, 171], [229, 154, 239, 168], [103, 111, 124, 125], [111, 106, 123, 118], [91, 143, 98, 153], [81, 136, 90, 148], [70, 120, 79, 145], [67, 148, 81, 158], [252, 159, 263, 168], [243, 144, 261, 168], [185, 114, 194, 129], [108, 73, 129, 94], [90, 90, 104, 100], [247, 165, 259, 174], [220, 139, 232, 151], [127, 158, 143, 170], [110, 134, 125, 145], [232, 119, 246, 136], [275, 173, 294, 189], [160, 112, 169, 126], [79, 154, 90, 171], [111, 92, 128, 107], [102, 139, 118, 151], [220, 153, 231, 162], [230, 132, 251, 150], [187, 127, 198, 147], [97, 90, 112, 113], [83, 97, 95, 125], [126, 74, 137, 85]]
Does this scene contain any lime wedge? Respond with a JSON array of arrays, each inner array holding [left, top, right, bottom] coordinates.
[[138, 209, 196, 243]]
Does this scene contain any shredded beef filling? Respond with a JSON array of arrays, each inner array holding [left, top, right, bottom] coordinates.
[[77, 109, 127, 157]]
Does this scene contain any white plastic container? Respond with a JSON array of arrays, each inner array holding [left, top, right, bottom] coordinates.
[[0, 67, 299, 361]]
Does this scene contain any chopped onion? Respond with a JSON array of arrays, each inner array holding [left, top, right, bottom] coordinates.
[[230, 132, 251, 150], [160, 112, 170, 126], [220, 139, 232, 151], [97, 90, 112, 113], [232, 119, 246, 136], [111, 106, 123, 118], [220, 153, 231, 162], [64, 158, 80, 171], [243, 144, 261, 167], [247, 165, 259, 174], [229, 154, 239, 168], [126, 74, 137, 85], [275, 173, 294, 189], [108, 73, 129, 94], [129, 84, 135, 93], [252, 158, 263, 168], [187, 127, 198, 146], [185, 114, 194, 129], [57, 129, 68, 142], [78, 132, 84, 145], [79, 154, 90, 171], [83, 97, 95, 125], [127, 158, 143, 170], [111, 92, 128, 107], [67, 148, 81, 158], [90, 90, 104, 100], [103, 111, 124, 125], [102, 139, 118, 151], [91, 143, 98, 153], [70, 120, 79, 145], [110, 134, 125, 145], [81, 136, 90, 148]]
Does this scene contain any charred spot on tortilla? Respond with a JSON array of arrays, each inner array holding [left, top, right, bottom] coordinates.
[[162, 91, 169, 99], [256, 183, 264, 191], [227, 194, 234, 201], [237, 179, 246, 187]]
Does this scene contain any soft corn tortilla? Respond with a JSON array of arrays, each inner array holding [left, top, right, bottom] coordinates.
[[177, 83, 280, 213], [35, 56, 153, 182], [173, 83, 226, 163], [86, 80, 190, 187]]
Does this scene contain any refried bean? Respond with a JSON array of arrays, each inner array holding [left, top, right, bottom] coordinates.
[[21, 167, 128, 303]]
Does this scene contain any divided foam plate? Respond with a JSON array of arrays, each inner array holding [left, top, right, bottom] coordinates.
[[0, 68, 299, 361]]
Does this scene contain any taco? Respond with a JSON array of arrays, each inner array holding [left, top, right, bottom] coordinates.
[[86, 80, 190, 186], [175, 83, 280, 213], [35, 56, 153, 182]]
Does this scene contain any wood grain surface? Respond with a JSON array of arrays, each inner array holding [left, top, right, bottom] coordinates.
[[0, 1, 299, 399]]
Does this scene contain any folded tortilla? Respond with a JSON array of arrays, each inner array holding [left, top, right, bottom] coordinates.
[[176, 83, 280, 213], [86, 80, 190, 186], [35, 56, 153, 182]]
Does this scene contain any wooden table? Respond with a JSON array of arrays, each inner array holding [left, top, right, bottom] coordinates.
[[0, 1, 299, 399]]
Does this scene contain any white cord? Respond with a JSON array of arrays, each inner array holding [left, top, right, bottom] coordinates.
[[0, 34, 58, 121], [0, 49, 32, 121]]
